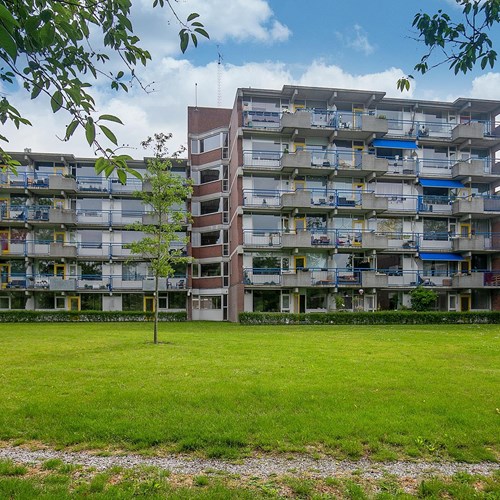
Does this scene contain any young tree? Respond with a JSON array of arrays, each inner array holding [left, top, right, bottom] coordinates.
[[410, 286, 438, 312], [127, 133, 192, 344], [398, 0, 499, 91], [0, 0, 208, 178]]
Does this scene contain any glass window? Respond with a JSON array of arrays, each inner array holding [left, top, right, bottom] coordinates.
[[307, 289, 327, 309], [253, 290, 280, 312], [423, 218, 448, 240], [200, 169, 220, 184], [193, 296, 221, 309], [200, 199, 220, 215], [80, 230, 102, 248], [201, 231, 221, 246], [200, 134, 221, 153], [122, 294, 143, 311], [80, 293, 102, 310], [200, 263, 221, 277], [0, 296, 9, 309], [122, 262, 149, 280], [169, 293, 186, 309], [80, 261, 102, 280], [253, 256, 280, 274]]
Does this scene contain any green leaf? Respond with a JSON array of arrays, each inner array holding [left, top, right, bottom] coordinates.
[[65, 119, 79, 140], [187, 12, 200, 21], [94, 157, 108, 174], [98, 114, 123, 124], [0, 4, 20, 28], [99, 124, 118, 145], [50, 91, 63, 113], [31, 85, 42, 100], [180, 30, 189, 53], [117, 169, 127, 185], [194, 27, 209, 39], [85, 119, 95, 145], [0, 25, 18, 61], [126, 167, 143, 180]]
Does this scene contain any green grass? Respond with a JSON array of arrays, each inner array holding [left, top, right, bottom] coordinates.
[[0, 322, 499, 461]]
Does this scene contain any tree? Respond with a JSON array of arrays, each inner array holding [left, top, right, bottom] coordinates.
[[127, 133, 192, 344], [0, 0, 208, 179], [398, 0, 499, 91], [410, 286, 438, 312]]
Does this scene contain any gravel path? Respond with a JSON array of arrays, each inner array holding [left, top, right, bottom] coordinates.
[[0, 447, 498, 479]]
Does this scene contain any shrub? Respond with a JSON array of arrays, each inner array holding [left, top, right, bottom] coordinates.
[[0, 311, 187, 323], [410, 286, 438, 311], [238, 311, 500, 325]]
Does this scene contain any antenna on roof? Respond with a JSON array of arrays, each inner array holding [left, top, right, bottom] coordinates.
[[195, 82, 198, 109], [217, 45, 223, 107]]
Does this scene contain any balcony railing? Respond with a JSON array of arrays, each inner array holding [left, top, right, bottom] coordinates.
[[242, 267, 495, 288]]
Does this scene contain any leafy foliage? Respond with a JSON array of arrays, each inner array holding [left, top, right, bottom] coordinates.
[[126, 133, 192, 343], [409, 286, 438, 311], [398, 0, 499, 91], [0, 0, 208, 176]]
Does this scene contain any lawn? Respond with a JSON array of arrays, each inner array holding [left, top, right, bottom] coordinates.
[[0, 322, 498, 461]]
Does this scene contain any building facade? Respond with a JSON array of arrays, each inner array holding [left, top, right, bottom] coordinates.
[[0, 153, 189, 313], [189, 86, 500, 321], [2, 85, 500, 319]]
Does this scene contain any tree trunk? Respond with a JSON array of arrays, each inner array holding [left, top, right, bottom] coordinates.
[[154, 274, 159, 344]]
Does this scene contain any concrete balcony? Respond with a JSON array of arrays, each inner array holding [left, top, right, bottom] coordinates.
[[49, 208, 77, 224], [281, 151, 312, 169], [142, 278, 168, 291], [49, 277, 77, 291], [281, 231, 314, 248], [361, 155, 388, 174], [451, 235, 486, 252], [361, 192, 388, 211], [361, 115, 388, 134], [282, 270, 312, 287], [362, 271, 388, 288], [452, 122, 484, 141], [281, 190, 312, 209], [49, 242, 77, 258], [48, 175, 77, 191], [452, 159, 487, 179], [362, 232, 389, 250], [281, 111, 312, 129], [452, 197, 484, 216], [452, 273, 484, 288]]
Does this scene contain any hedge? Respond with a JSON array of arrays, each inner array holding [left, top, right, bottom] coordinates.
[[0, 310, 187, 323], [239, 311, 500, 325]]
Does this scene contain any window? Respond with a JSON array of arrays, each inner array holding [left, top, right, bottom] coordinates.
[[122, 294, 143, 311], [169, 293, 186, 309], [122, 262, 149, 280], [80, 261, 102, 280], [81, 294, 102, 310], [253, 290, 280, 312], [80, 230, 102, 248], [253, 256, 280, 274], [200, 263, 221, 277], [122, 199, 143, 216], [0, 296, 9, 309], [35, 228, 53, 244], [193, 296, 221, 309], [200, 169, 220, 184], [200, 199, 220, 215], [423, 218, 449, 240], [201, 231, 221, 246], [307, 289, 327, 309]]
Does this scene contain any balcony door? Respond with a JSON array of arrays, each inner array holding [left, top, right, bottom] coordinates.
[[0, 230, 9, 253], [460, 223, 471, 238], [144, 296, 155, 312], [68, 296, 80, 311], [0, 263, 10, 289]]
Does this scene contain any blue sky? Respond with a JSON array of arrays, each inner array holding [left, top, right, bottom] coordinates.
[[4, 0, 500, 158]]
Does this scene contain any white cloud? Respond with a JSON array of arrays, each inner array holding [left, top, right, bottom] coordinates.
[[470, 72, 500, 100], [3, 59, 413, 159], [336, 24, 375, 56]]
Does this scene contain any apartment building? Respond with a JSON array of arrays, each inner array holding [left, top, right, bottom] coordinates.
[[2, 85, 500, 319], [189, 85, 500, 321], [0, 153, 189, 313]]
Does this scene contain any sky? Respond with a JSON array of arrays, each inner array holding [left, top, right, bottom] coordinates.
[[3, 0, 500, 159]]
